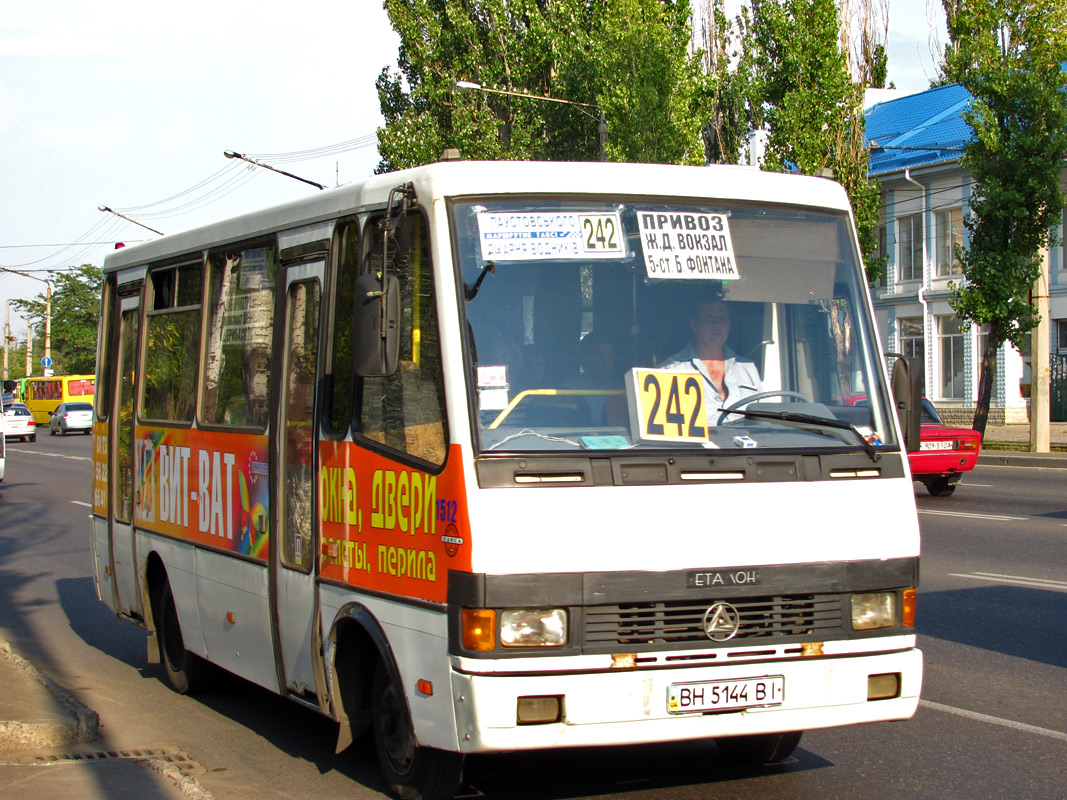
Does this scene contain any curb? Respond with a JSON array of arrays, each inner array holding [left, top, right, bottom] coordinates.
[[977, 452, 1067, 468], [0, 640, 99, 752]]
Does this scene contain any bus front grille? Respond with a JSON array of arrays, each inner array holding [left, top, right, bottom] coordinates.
[[583, 593, 843, 649]]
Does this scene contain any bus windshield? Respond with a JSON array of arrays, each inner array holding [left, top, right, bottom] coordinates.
[[454, 197, 895, 454]]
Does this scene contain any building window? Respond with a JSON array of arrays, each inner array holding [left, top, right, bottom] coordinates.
[[1057, 320, 1067, 355], [899, 317, 924, 361], [935, 207, 964, 277], [938, 315, 966, 399], [898, 213, 923, 282]]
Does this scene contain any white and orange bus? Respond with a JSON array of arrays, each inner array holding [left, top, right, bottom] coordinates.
[[25, 374, 95, 425], [92, 160, 923, 800]]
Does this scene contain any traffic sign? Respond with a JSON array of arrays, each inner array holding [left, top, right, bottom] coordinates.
[[41, 356, 52, 368]]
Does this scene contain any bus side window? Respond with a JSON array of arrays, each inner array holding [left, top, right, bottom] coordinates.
[[326, 222, 360, 435], [96, 278, 117, 423], [358, 213, 448, 466], [142, 262, 203, 423], [201, 245, 277, 429]]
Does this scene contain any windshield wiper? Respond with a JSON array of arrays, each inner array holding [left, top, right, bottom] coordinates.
[[464, 261, 495, 301], [719, 407, 882, 462]]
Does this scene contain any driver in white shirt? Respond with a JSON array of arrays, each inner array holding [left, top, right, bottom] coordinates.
[[659, 297, 762, 426]]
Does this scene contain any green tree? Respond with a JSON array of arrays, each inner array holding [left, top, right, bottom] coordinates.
[[747, 0, 885, 281], [13, 264, 102, 376], [699, 0, 760, 164], [377, 0, 706, 170], [941, 0, 1067, 437]]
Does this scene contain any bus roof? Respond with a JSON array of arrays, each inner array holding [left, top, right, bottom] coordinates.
[[102, 160, 853, 273]]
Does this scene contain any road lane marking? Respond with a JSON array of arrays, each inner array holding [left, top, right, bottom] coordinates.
[[920, 700, 1067, 742], [947, 572, 1067, 592], [919, 509, 1026, 522], [14, 449, 91, 462], [976, 463, 1067, 472], [71, 501, 92, 508]]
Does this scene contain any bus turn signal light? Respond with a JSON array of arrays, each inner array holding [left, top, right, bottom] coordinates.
[[462, 609, 496, 651], [902, 588, 916, 627]]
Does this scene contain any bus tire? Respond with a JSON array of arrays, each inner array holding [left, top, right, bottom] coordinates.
[[371, 663, 464, 800], [155, 579, 211, 695], [715, 731, 803, 764]]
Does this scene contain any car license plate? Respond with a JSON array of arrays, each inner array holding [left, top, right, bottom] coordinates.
[[920, 440, 953, 451], [667, 676, 784, 714]]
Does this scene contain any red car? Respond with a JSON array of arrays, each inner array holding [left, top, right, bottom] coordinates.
[[910, 399, 981, 496]]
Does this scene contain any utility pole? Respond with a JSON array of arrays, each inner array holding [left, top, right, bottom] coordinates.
[[1030, 245, 1050, 452], [0, 267, 51, 371], [3, 301, 9, 381]]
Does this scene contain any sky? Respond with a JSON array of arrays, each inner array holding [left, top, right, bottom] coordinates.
[[0, 0, 946, 348]]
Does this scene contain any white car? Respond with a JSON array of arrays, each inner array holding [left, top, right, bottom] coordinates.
[[3, 403, 37, 442], [49, 402, 94, 435]]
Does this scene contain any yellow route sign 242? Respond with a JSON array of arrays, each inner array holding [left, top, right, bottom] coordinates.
[[626, 369, 709, 444]]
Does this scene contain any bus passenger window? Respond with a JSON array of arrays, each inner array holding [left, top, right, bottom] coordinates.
[[201, 246, 277, 429], [282, 280, 320, 571], [327, 222, 360, 434], [143, 262, 203, 423], [359, 213, 448, 466]]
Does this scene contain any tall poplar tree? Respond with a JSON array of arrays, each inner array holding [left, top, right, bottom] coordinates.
[[941, 0, 1067, 436], [376, 0, 705, 170], [747, 0, 884, 281]]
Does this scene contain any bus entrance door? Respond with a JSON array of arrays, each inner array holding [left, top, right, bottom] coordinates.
[[270, 261, 324, 702], [111, 294, 142, 618]]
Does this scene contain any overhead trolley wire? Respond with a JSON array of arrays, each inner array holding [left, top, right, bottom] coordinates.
[[119, 164, 263, 221], [244, 133, 378, 165], [118, 162, 246, 212], [2, 215, 117, 269]]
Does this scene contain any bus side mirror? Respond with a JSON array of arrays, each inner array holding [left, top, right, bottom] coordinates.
[[352, 273, 400, 377], [890, 355, 922, 452]]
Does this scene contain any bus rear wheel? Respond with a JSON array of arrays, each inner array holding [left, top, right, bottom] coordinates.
[[715, 731, 803, 764], [371, 663, 464, 800], [155, 579, 210, 695]]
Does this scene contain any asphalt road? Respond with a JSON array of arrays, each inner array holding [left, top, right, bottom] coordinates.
[[1, 437, 1064, 800]]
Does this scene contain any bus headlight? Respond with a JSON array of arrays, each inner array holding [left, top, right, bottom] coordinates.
[[851, 592, 897, 630], [500, 609, 567, 647]]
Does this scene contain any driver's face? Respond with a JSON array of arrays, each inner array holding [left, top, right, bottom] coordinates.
[[690, 300, 731, 349]]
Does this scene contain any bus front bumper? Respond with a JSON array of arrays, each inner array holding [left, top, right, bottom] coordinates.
[[449, 643, 922, 753]]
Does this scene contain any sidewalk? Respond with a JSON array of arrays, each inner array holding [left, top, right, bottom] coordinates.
[[978, 422, 1067, 468], [0, 640, 208, 800]]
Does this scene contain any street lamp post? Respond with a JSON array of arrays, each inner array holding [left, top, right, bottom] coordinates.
[[224, 151, 326, 190], [98, 206, 164, 236], [454, 80, 607, 161]]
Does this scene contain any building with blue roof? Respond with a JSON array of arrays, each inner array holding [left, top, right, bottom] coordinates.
[[865, 83, 1067, 424]]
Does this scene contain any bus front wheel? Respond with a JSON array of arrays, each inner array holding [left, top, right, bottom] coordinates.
[[371, 663, 464, 800], [155, 579, 211, 695], [715, 731, 803, 764]]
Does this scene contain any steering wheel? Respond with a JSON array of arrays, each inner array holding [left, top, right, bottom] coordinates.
[[717, 390, 810, 425]]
